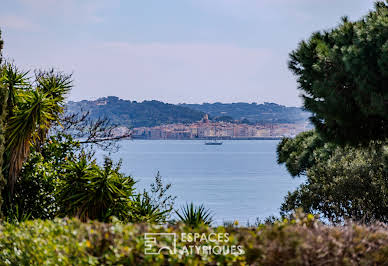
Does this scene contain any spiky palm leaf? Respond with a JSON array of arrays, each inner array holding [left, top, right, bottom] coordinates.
[[35, 69, 72, 98], [1, 66, 71, 193], [176, 203, 213, 227], [129, 193, 169, 223], [57, 156, 135, 221], [56, 155, 95, 220], [0, 63, 29, 119], [34, 69, 72, 148], [6, 89, 59, 192]]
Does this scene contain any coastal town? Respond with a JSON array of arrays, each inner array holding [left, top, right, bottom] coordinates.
[[129, 114, 311, 140]]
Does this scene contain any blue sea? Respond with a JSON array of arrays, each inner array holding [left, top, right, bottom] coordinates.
[[99, 140, 303, 225]]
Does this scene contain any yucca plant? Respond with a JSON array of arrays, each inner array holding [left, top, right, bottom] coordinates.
[[0, 63, 29, 120], [128, 192, 170, 224], [0, 64, 71, 194], [57, 156, 135, 222], [34, 69, 72, 147], [6, 89, 58, 192], [176, 203, 213, 227]]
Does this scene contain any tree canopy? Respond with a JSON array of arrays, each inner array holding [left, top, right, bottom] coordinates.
[[277, 130, 334, 177], [279, 133, 388, 223], [288, 1, 388, 145]]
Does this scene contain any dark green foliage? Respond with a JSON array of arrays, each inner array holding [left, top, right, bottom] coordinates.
[[1, 63, 29, 122], [0, 37, 175, 223], [7, 152, 58, 220], [214, 115, 234, 122], [128, 194, 169, 223], [0, 64, 69, 196], [67, 97, 206, 128], [129, 171, 176, 223], [0, 30, 6, 214], [57, 156, 135, 222], [181, 102, 309, 124], [277, 130, 334, 176], [278, 131, 388, 223], [2, 133, 80, 220], [176, 202, 213, 227], [128, 173, 176, 223], [0, 29, 3, 64], [288, 2, 388, 145], [35, 69, 72, 100], [67, 97, 309, 128], [280, 2, 388, 222], [0, 86, 6, 216], [2, 216, 388, 265], [4, 132, 176, 223], [146, 171, 176, 215]]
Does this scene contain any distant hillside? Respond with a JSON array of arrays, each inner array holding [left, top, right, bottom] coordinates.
[[66, 96, 205, 128], [66, 97, 309, 128], [180, 102, 309, 124]]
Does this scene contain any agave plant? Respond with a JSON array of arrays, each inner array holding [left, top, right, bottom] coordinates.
[[176, 203, 213, 227]]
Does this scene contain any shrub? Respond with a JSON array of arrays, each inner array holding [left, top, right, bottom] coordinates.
[[1, 215, 388, 265], [278, 131, 388, 223], [57, 156, 135, 222], [128, 171, 176, 223], [127, 193, 169, 223]]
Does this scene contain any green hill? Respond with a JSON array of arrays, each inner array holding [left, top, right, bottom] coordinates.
[[180, 102, 309, 124], [66, 97, 309, 128], [66, 96, 205, 128]]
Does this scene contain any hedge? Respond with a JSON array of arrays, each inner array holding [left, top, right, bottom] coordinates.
[[1, 215, 388, 265]]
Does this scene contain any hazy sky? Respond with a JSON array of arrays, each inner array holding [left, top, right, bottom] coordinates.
[[0, 0, 376, 106]]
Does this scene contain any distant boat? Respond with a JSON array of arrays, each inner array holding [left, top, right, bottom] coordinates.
[[205, 140, 223, 145]]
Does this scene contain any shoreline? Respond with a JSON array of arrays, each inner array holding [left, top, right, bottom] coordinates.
[[131, 136, 283, 140]]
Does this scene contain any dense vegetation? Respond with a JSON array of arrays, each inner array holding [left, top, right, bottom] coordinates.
[[0, 48, 177, 224], [288, 1, 388, 145], [0, 1, 387, 265], [67, 96, 205, 128], [1, 214, 388, 265], [0, 30, 6, 213], [67, 97, 309, 128], [278, 131, 388, 223], [278, 2, 388, 223], [180, 102, 309, 124]]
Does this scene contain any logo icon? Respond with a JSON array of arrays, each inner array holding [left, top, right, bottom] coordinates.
[[144, 233, 176, 255]]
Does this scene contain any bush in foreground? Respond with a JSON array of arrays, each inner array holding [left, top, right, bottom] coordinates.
[[1, 214, 388, 265]]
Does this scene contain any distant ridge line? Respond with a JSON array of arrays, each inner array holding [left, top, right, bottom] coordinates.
[[66, 96, 309, 128]]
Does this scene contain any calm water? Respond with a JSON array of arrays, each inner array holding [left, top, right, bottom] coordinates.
[[99, 140, 303, 225]]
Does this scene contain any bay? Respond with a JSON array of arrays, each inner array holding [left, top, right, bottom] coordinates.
[[98, 140, 304, 225]]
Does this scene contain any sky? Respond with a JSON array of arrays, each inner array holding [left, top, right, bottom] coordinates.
[[0, 0, 377, 106]]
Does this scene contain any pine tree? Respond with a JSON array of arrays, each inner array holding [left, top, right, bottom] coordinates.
[[288, 2, 388, 145]]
